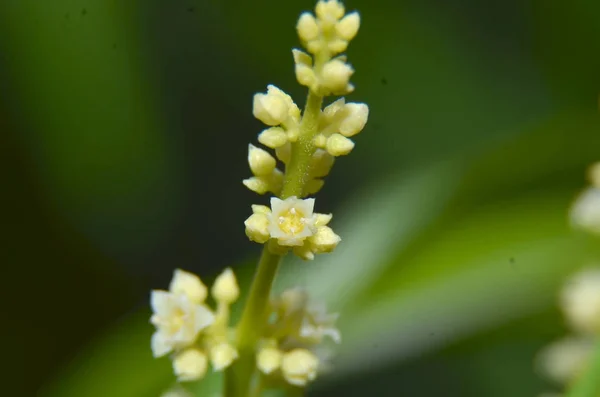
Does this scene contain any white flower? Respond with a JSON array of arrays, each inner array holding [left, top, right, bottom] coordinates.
[[300, 302, 341, 344], [150, 270, 215, 358], [268, 197, 317, 246], [561, 267, 600, 335]]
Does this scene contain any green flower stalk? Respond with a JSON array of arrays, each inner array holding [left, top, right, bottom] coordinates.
[[150, 1, 368, 396]]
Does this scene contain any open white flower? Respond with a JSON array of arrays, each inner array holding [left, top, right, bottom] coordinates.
[[150, 269, 215, 358], [244, 198, 341, 258], [300, 302, 341, 344], [269, 197, 316, 246]]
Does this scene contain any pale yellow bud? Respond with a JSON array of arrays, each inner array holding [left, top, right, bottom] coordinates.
[[244, 213, 271, 244], [169, 269, 208, 304], [327, 39, 348, 54], [251, 204, 271, 215], [212, 268, 239, 304], [257, 347, 282, 374], [297, 13, 320, 42], [305, 178, 325, 195], [321, 60, 354, 93], [258, 127, 288, 148], [314, 213, 332, 226], [295, 63, 318, 88], [339, 103, 369, 137], [310, 226, 341, 253], [173, 348, 208, 382], [292, 49, 313, 66], [322, 98, 346, 120], [243, 176, 269, 195], [210, 343, 239, 371], [281, 349, 319, 386], [248, 144, 276, 176], [315, 0, 345, 20], [253, 89, 288, 126], [336, 12, 360, 41], [326, 133, 355, 156]]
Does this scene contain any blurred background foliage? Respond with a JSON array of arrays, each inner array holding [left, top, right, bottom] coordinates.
[[0, 0, 599, 396]]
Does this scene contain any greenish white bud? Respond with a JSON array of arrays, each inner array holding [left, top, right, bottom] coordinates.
[[248, 144, 276, 176], [336, 12, 360, 41], [339, 103, 369, 137], [326, 133, 354, 156]]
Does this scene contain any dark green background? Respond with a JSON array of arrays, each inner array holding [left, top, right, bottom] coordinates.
[[1, 0, 599, 396]]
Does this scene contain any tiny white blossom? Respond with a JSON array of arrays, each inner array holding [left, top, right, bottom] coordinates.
[[150, 269, 215, 358], [150, 290, 215, 357], [268, 197, 316, 246], [300, 302, 341, 344]]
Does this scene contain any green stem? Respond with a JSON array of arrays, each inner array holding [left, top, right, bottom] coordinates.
[[565, 340, 600, 397], [281, 91, 324, 199], [225, 89, 324, 397], [226, 249, 282, 397]]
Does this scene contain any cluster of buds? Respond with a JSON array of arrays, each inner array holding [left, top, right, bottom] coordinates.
[[150, 269, 240, 382], [245, 197, 340, 260], [537, 267, 600, 392], [152, 271, 340, 389], [255, 288, 340, 386], [244, 0, 369, 260], [570, 162, 600, 235], [295, 0, 360, 96]]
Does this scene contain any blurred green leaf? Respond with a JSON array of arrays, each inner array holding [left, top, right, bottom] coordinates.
[[0, 1, 182, 255], [39, 311, 172, 397]]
